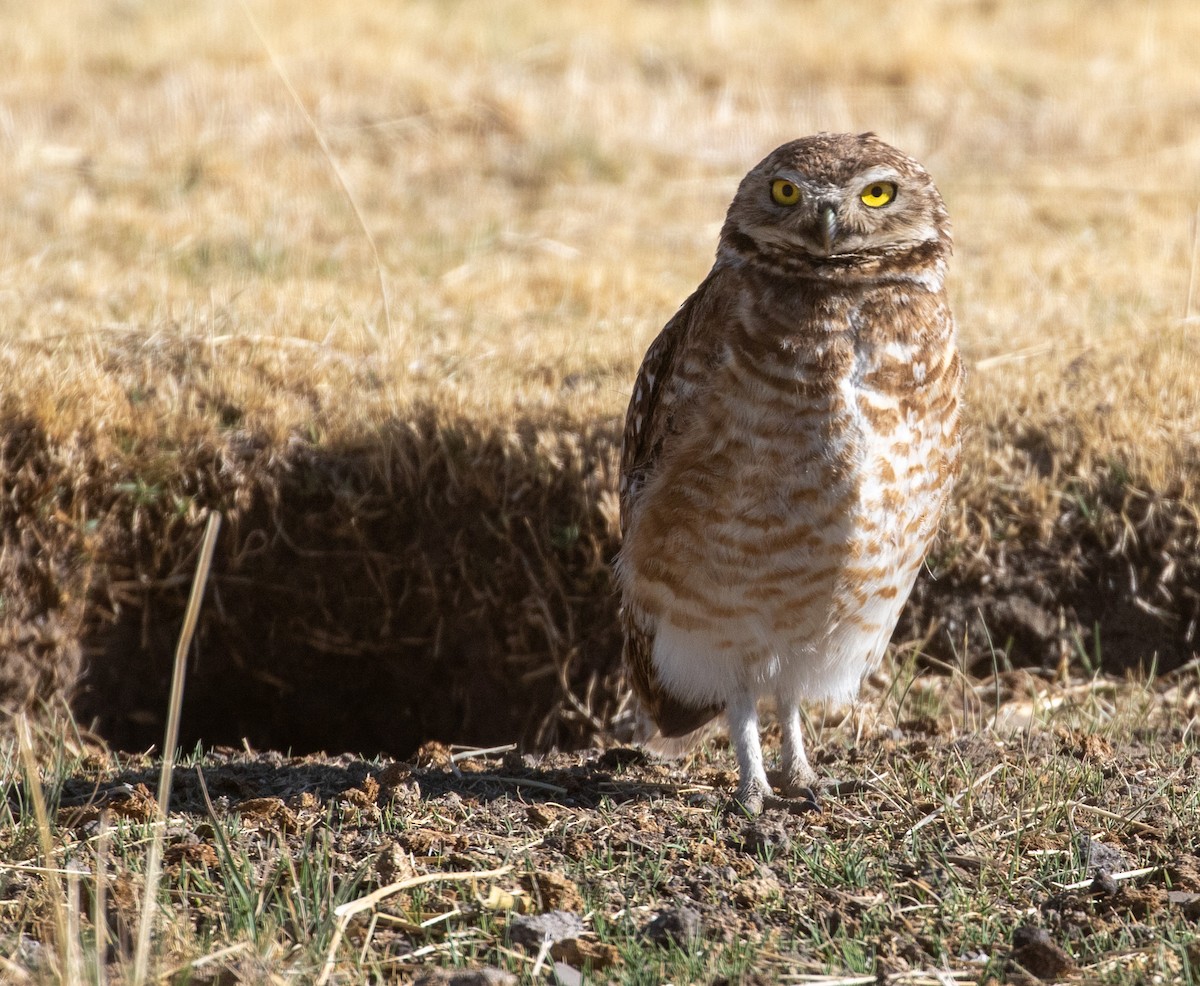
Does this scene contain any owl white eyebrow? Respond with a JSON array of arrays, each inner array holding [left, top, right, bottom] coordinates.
[[767, 172, 815, 195], [854, 168, 902, 186]]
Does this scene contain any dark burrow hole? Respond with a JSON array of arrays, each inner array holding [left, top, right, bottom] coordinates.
[[4, 412, 1195, 758]]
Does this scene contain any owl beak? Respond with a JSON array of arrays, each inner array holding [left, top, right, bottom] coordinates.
[[819, 202, 839, 254]]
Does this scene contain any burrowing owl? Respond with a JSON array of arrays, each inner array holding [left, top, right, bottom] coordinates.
[[617, 132, 962, 815]]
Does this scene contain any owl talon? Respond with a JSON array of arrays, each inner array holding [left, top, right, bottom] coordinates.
[[767, 768, 821, 801], [775, 780, 822, 807], [761, 792, 821, 815], [729, 781, 768, 817], [727, 787, 820, 817]]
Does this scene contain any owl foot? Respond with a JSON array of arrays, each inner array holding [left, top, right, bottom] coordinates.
[[730, 778, 768, 817], [729, 780, 821, 817], [768, 767, 820, 801], [762, 791, 821, 815]]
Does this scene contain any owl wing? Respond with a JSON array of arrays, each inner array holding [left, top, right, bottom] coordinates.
[[619, 267, 726, 532], [619, 269, 728, 739]]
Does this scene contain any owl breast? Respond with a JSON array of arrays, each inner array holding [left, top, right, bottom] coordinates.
[[619, 284, 960, 708]]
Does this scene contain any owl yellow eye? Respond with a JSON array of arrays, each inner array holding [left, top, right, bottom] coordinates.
[[860, 181, 896, 208], [771, 179, 801, 206]]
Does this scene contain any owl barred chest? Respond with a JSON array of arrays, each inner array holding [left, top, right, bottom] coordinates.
[[617, 132, 962, 813], [622, 277, 958, 706]]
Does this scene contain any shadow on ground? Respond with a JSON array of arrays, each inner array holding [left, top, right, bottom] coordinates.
[[1, 406, 1195, 758], [52, 746, 670, 819], [68, 407, 625, 758]]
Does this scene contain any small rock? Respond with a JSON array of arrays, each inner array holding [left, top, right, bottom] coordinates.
[[508, 910, 586, 949], [1077, 834, 1129, 875], [643, 905, 702, 947], [551, 963, 583, 986], [1090, 869, 1119, 896], [1167, 890, 1200, 919]]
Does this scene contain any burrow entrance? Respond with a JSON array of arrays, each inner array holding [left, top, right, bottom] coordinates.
[[2, 412, 1195, 757]]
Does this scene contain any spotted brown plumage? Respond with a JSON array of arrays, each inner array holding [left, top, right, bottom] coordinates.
[[616, 132, 963, 814]]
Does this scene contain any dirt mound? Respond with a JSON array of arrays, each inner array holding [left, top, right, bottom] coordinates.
[[1, 410, 1196, 757], [55, 408, 620, 755]]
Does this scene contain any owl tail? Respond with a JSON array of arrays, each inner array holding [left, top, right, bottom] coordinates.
[[636, 721, 719, 759], [632, 698, 723, 759]]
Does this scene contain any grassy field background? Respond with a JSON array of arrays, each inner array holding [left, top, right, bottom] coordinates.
[[1, 0, 1200, 981]]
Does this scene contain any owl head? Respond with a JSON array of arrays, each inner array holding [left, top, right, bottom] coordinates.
[[718, 132, 952, 286]]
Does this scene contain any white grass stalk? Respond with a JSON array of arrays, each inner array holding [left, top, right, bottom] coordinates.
[[1053, 865, 1159, 892], [65, 866, 83, 986], [15, 715, 69, 981], [529, 935, 553, 978], [94, 813, 110, 986], [131, 511, 223, 985]]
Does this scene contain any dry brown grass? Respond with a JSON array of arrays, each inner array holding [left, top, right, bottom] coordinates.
[[1, 0, 1198, 752]]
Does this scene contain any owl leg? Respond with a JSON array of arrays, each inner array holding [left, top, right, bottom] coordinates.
[[726, 690, 771, 816], [774, 699, 819, 799]]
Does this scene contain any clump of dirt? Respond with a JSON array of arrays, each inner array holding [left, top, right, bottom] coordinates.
[[1007, 924, 1076, 981], [1, 400, 1197, 758]]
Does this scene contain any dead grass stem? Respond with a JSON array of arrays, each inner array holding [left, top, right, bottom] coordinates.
[[131, 511, 222, 984]]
